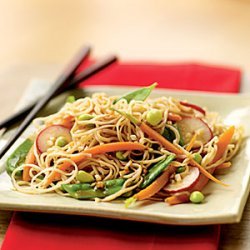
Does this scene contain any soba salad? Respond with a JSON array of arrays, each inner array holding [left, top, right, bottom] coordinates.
[[7, 83, 243, 206]]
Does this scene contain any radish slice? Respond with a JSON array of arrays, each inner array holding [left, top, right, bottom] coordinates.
[[180, 101, 206, 116], [36, 125, 72, 153], [188, 168, 215, 192], [177, 117, 212, 145], [164, 167, 199, 193]]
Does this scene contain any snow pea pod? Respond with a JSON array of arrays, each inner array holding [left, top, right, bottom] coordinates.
[[140, 154, 175, 189], [62, 178, 125, 199], [6, 138, 33, 176], [113, 83, 157, 104]]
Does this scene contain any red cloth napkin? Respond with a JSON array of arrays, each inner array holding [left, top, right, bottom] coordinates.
[[1, 61, 241, 250], [77, 61, 241, 92]]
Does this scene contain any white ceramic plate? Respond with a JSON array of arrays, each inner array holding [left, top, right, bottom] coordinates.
[[0, 86, 250, 225]]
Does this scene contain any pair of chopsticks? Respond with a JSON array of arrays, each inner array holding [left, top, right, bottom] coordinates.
[[0, 46, 117, 159]]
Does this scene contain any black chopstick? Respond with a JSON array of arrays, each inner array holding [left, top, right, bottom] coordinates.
[[0, 45, 91, 159], [0, 54, 117, 159], [0, 54, 117, 130], [0, 45, 91, 130]]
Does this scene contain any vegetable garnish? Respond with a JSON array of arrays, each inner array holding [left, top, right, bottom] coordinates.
[[180, 101, 206, 116], [6, 138, 33, 177], [168, 112, 182, 122], [140, 154, 175, 188], [22, 145, 36, 182], [186, 133, 197, 151], [66, 95, 76, 103], [126, 167, 175, 207], [212, 126, 235, 163], [7, 85, 242, 207], [177, 117, 212, 145], [113, 82, 157, 104], [113, 108, 228, 187], [112, 108, 183, 155], [43, 142, 146, 187], [36, 125, 72, 153], [63, 178, 125, 199], [189, 191, 205, 204], [189, 157, 228, 187], [216, 162, 232, 170], [140, 122, 183, 155], [165, 192, 190, 205], [164, 166, 199, 193], [146, 109, 163, 126]]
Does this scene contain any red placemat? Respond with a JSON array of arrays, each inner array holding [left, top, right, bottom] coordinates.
[[1, 61, 241, 250]]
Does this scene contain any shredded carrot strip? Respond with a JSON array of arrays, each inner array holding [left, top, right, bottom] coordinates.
[[213, 126, 235, 163], [44, 142, 146, 187], [139, 122, 183, 155], [133, 168, 173, 201], [189, 158, 228, 186], [168, 112, 182, 122], [134, 170, 171, 201], [165, 192, 190, 205], [186, 133, 197, 151], [47, 115, 74, 129], [60, 115, 75, 129], [23, 145, 36, 182], [74, 142, 145, 160], [216, 162, 232, 170]]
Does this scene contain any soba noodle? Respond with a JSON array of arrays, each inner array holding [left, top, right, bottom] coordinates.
[[10, 91, 243, 204]]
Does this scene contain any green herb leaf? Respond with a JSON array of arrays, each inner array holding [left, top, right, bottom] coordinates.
[[113, 83, 157, 104]]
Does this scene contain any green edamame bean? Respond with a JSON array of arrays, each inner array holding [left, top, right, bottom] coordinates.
[[176, 166, 186, 173], [78, 114, 94, 121], [76, 170, 94, 183], [55, 137, 68, 147], [146, 109, 163, 126], [116, 151, 127, 161], [66, 95, 76, 103], [193, 153, 202, 164], [190, 191, 204, 204]]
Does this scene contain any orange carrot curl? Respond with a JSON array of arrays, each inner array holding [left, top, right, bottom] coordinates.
[[213, 126, 235, 163], [43, 142, 146, 187], [23, 145, 36, 182], [165, 192, 190, 205]]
